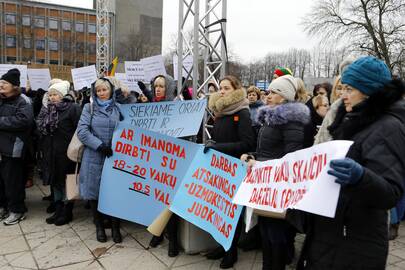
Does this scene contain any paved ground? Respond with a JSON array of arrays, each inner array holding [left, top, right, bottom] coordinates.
[[1, 179, 405, 270]]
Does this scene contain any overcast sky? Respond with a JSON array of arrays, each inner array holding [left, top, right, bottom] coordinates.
[[43, 0, 318, 63]]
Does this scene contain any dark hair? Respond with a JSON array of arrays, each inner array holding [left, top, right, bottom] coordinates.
[[219, 75, 242, 90], [313, 82, 332, 101]]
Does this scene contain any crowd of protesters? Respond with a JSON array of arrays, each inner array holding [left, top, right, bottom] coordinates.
[[0, 54, 405, 270]]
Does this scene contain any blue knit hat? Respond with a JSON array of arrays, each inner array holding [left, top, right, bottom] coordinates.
[[341, 56, 391, 96]]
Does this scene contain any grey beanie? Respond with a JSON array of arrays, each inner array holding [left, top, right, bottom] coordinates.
[[268, 75, 297, 101]]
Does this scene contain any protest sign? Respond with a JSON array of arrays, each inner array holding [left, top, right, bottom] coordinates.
[[125, 61, 144, 92], [0, 64, 27, 88], [173, 54, 193, 81], [120, 99, 207, 137], [233, 140, 353, 219], [98, 125, 200, 226], [27, 68, 51, 90], [71, 65, 97, 90], [140, 55, 167, 82], [114, 72, 138, 93], [170, 149, 246, 251]]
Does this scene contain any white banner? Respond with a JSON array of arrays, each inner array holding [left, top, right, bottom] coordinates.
[[173, 54, 193, 81], [27, 68, 51, 90], [124, 61, 144, 92], [71, 65, 97, 90], [140, 55, 167, 82], [0, 64, 28, 88], [233, 140, 353, 218]]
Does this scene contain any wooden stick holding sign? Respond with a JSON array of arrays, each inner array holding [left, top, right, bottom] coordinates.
[[147, 208, 173, 236]]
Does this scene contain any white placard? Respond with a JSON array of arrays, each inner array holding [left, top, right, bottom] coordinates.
[[124, 61, 144, 92], [172, 54, 193, 81], [233, 140, 354, 219], [115, 72, 141, 94], [27, 68, 51, 91], [71, 65, 97, 90], [0, 64, 28, 88], [140, 55, 167, 82]]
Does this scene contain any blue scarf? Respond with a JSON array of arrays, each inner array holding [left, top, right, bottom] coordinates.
[[96, 97, 113, 108]]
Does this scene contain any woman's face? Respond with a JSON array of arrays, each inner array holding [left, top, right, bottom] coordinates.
[[219, 79, 235, 97], [154, 78, 166, 98], [208, 85, 217, 93], [316, 87, 327, 96], [96, 85, 111, 101], [0, 80, 14, 97], [139, 94, 148, 103], [316, 100, 329, 118], [260, 91, 267, 102], [266, 91, 285, 106], [341, 86, 368, 112], [48, 92, 62, 104], [247, 92, 258, 104]]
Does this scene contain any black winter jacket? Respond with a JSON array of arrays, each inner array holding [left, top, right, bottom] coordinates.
[[0, 93, 34, 158], [255, 102, 310, 160], [208, 89, 256, 158], [297, 96, 405, 270], [37, 101, 82, 185]]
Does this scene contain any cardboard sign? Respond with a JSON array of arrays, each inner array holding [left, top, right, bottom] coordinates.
[[170, 149, 245, 251], [124, 61, 144, 92], [233, 140, 353, 218], [27, 68, 51, 90], [120, 99, 207, 137], [0, 64, 28, 88], [173, 54, 193, 81], [140, 55, 167, 82], [98, 125, 200, 226], [71, 65, 97, 90]]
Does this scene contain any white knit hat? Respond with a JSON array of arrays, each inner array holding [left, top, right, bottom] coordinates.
[[267, 75, 298, 102], [48, 81, 70, 97]]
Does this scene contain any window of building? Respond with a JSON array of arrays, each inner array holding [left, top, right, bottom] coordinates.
[[35, 16, 45, 28], [5, 13, 16, 25], [88, 23, 96, 33], [76, 62, 84, 67], [62, 20, 71, 31], [23, 38, 32, 49], [63, 60, 72, 66], [49, 18, 58, 30], [76, 42, 84, 53], [22, 15, 31, 26], [88, 43, 96, 54], [6, 57, 17, 63], [36, 59, 45, 64], [6, 36, 16, 47], [63, 40, 71, 51], [36, 39, 45, 50], [75, 22, 84, 32], [50, 60, 58, 65], [49, 39, 58, 51]]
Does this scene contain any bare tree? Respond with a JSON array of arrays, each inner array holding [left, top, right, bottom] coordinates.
[[303, 0, 405, 72], [116, 31, 160, 61]]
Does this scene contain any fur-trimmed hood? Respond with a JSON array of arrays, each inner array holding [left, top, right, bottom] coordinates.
[[256, 102, 310, 126], [151, 75, 177, 101], [208, 88, 247, 113]]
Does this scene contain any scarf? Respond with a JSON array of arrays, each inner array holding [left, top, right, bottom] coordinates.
[[39, 101, 70, 135], [96, 97, 113, 108], [208, 88, 250, 118]]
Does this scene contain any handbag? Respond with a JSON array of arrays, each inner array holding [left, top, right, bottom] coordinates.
[[67, 103, 93, 162], [66, 163, 80, 200]]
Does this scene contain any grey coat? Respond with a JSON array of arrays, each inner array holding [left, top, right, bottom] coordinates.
[[77, 82, 122, 200]]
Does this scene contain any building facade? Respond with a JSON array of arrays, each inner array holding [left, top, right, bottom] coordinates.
[[0, 0, 163, 68]]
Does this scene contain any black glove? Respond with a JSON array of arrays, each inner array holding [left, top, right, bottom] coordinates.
[[137, 81, 146, 91], [203, 140, 217, 154], [97, 144, 113, 157]]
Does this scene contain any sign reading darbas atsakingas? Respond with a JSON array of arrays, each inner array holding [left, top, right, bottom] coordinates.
[[233, 140, 353, 218], [170, 149, 246, 251]]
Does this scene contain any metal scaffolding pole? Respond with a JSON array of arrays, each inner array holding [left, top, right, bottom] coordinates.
[[96, 0, 110, 75]]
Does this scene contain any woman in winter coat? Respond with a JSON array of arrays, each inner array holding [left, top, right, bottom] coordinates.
[[296, 56, 405, 269], [147, 74, 182, 257], [37, 81, 81, 225], [0, 68, 34, 225], [303, 95, 330, 147], [77, 78, 123, 243], [243, 75, 310, 270], [204, 75, 256, 269], [247, 86, 264, 134]]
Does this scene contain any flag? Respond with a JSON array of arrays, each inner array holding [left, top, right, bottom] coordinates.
[[107, 57, 118, 76]]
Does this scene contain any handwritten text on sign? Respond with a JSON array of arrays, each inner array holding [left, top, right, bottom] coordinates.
[[98, 125, 200, 226], [233, 140, 353, 218], [170, 149, 245, 251], [120, 99, 207, 137]]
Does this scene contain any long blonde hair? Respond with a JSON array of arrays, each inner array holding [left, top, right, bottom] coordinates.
[[330, 75, 342, 104]]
